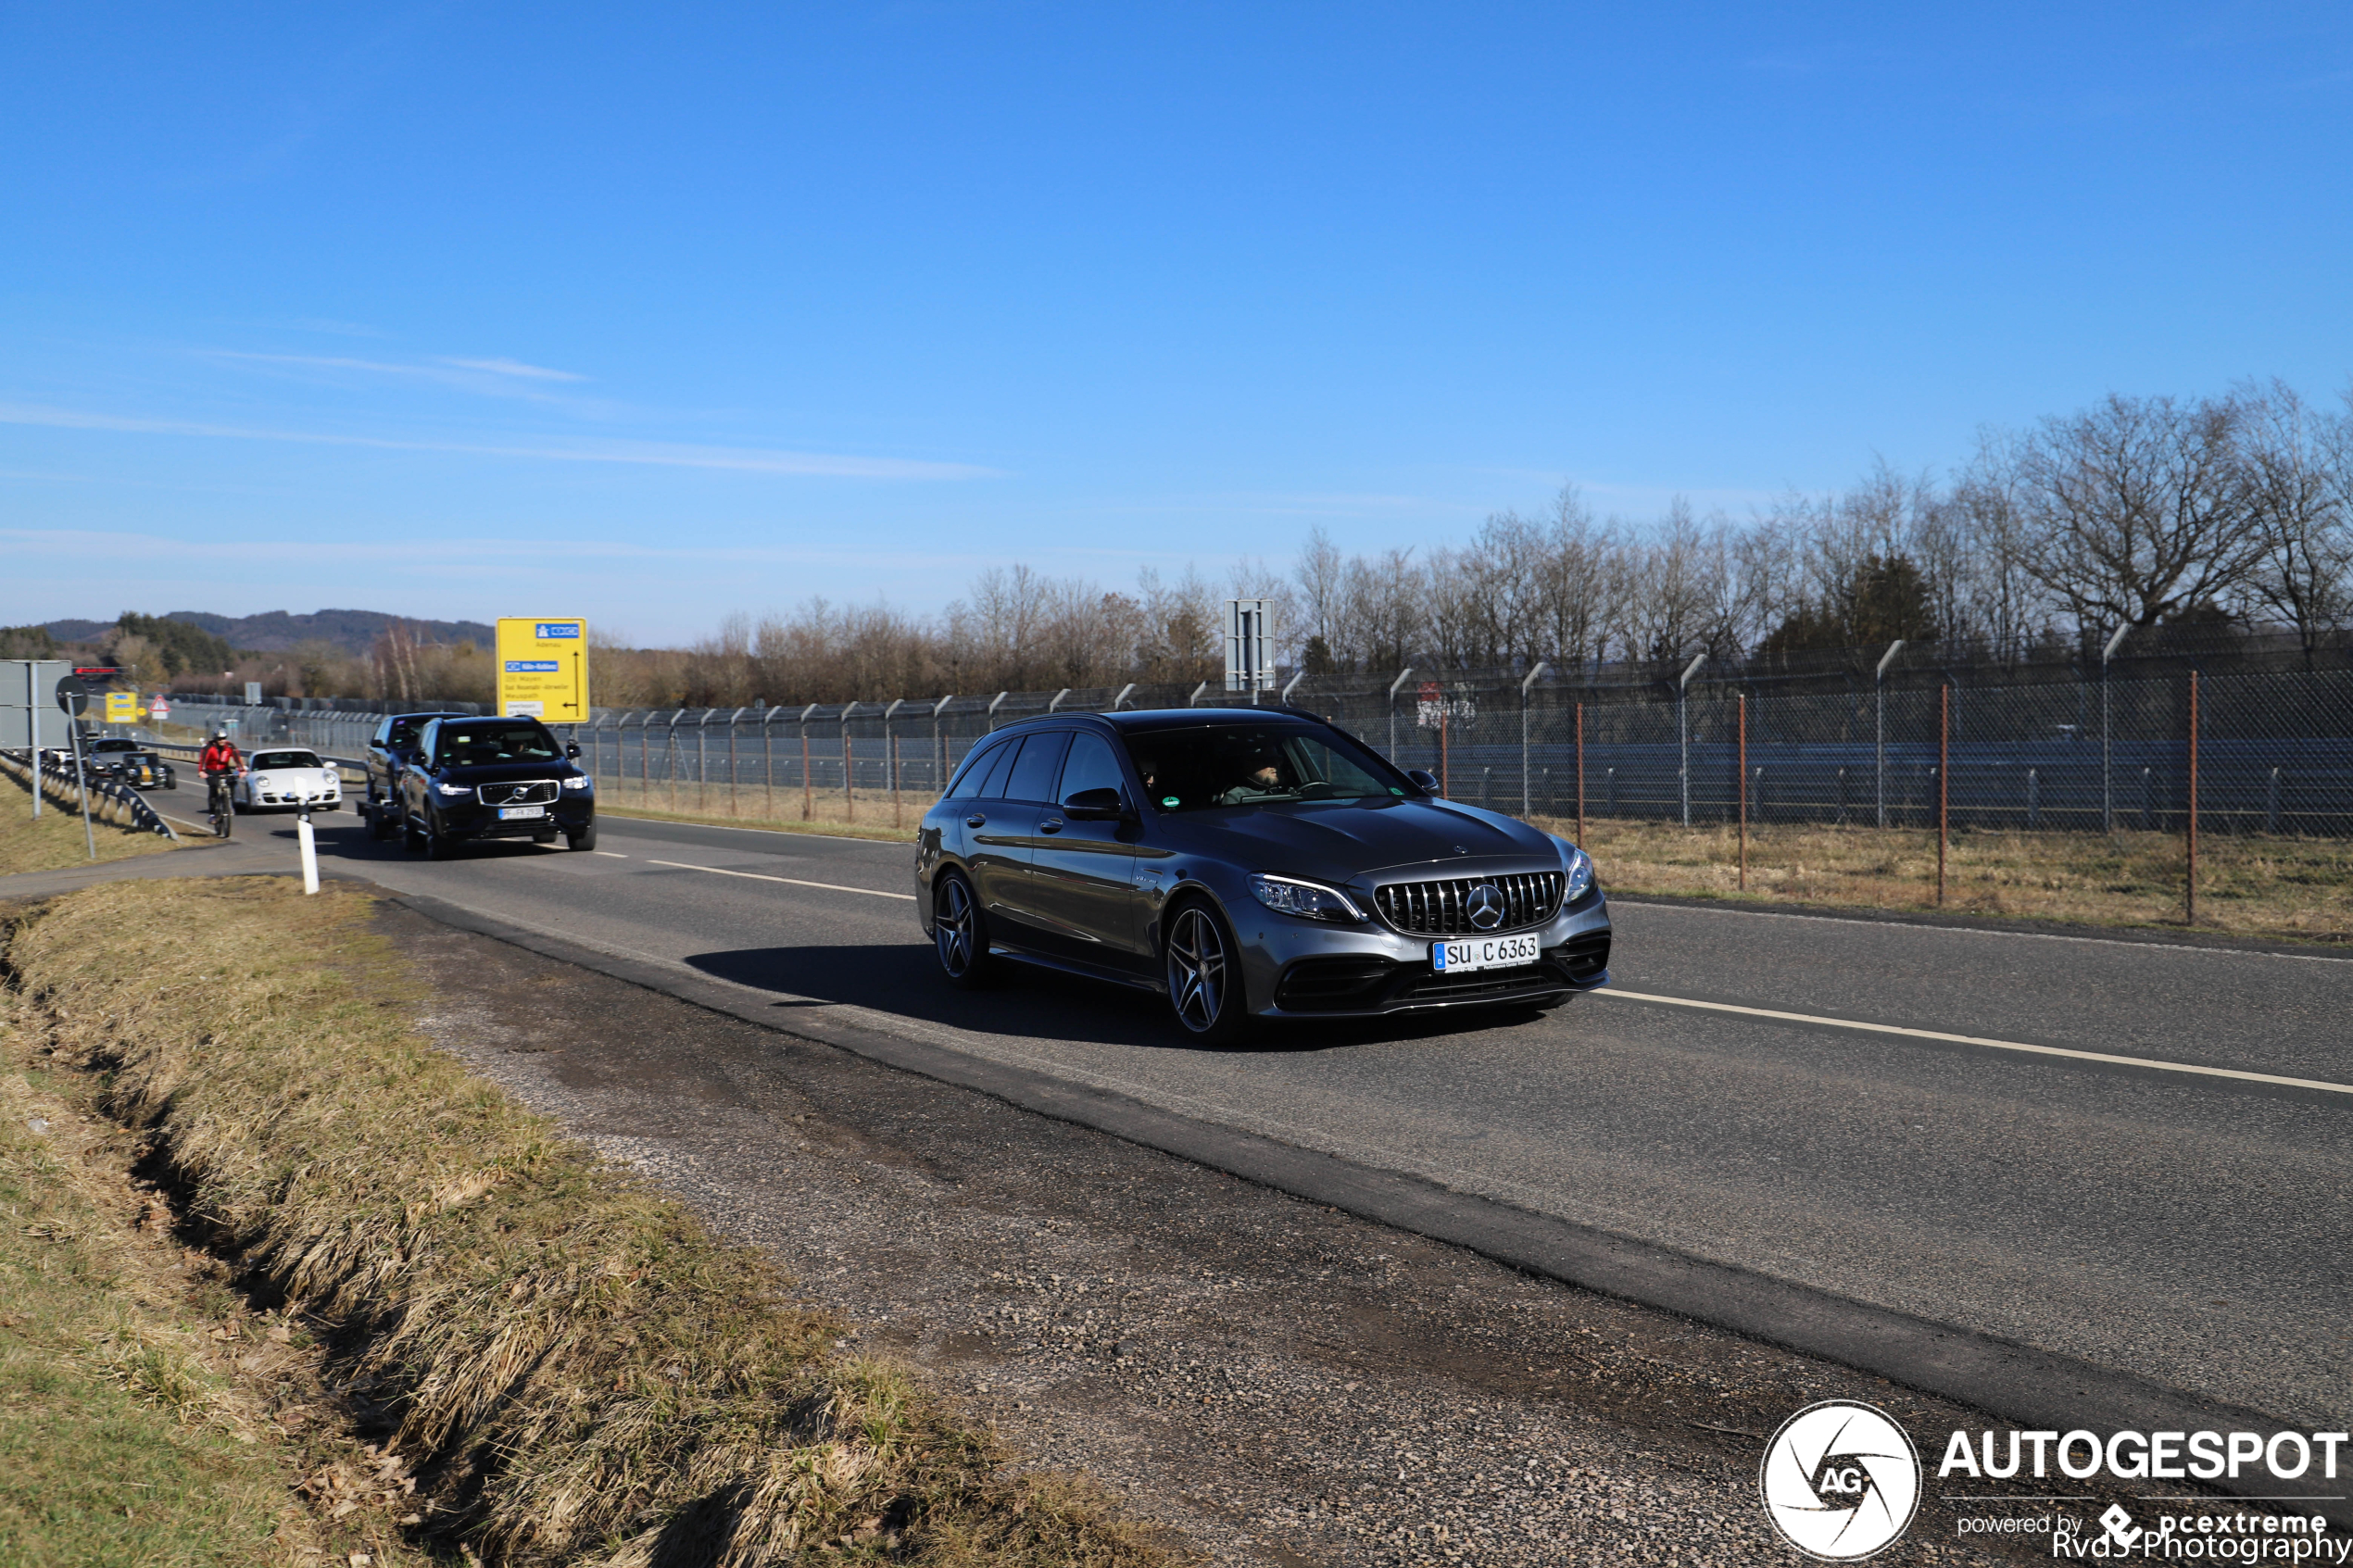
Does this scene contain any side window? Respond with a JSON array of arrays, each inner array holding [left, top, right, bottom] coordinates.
[[1001, 733, 1071, 802], [1057, 734, 1126, 802], [947, 740, 1009, 799]]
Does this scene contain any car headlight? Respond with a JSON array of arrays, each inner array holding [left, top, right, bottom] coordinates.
[[436, 782, 472, 797], [1554, 838, 1596, 903], [1249, 873, 1365, 922], [562, 773, 591, 791]]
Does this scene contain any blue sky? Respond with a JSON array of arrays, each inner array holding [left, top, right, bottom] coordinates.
[[6, 3, 2349, 645]]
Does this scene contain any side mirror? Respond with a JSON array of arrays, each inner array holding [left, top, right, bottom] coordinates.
[[565, 742, 581, 759], [1406, 769, 1441, 792], [1061, 786, 1127, 821]]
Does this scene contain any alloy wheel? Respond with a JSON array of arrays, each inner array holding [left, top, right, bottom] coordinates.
[[937, 876, 977, 977], [1165, 906, 1229, 1034]]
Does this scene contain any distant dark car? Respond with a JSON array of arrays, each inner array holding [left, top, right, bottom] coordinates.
[[106, 748, 177, 790], [361, 710, 468, 841], [396, 715, 595, 857], [915, 708, 1610, 1043]]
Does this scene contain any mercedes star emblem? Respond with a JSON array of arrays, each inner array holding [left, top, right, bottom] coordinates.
[[1466, 884, 1507, 930]]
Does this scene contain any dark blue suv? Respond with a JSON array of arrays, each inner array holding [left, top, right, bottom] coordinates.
[[396, 715, 597, 858]]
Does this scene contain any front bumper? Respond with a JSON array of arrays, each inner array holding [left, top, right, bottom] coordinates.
[[1238, 889, 1612, 1019], [433, 799, 593, 839]]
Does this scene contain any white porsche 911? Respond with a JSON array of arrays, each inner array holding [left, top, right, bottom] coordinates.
[[234, 748, 342, 813]]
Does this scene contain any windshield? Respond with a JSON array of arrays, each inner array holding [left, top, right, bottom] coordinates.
[[252, 751, 322, 770], [1121, 722, 1410, 813], [433, 722, 560, 765]]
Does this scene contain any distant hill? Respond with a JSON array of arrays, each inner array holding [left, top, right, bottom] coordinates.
[[41, 609, 497, 656]]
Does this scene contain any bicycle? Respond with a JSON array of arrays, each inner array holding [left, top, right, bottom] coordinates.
[[205, 773, 235, 839]]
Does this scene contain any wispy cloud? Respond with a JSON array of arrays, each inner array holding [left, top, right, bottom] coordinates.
[[0, 402, 999, 481], [437, 356, 585, 383]]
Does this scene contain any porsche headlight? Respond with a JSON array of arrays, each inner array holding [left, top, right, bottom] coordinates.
[[1249, 873, 1364, 922]]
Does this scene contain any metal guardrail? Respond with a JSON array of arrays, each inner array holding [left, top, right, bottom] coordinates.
[[1, 749, 178, 841]]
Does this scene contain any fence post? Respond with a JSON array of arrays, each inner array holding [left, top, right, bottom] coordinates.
[[800, 704, 817, 820], [726, 707, 745, 818], [1387, 668, 1415, 760], [2100, 622, 2131, 833], [763, 706, 776, 819], [2186, 670, 2199, 924], [2027, 768, 2039, 831], [1874, 640, 1904, 829], [2266, 766, 2280, 834], [697, 710, 711, 814], [1738, 692, 1747, 891], [884, 697, 906, 829], [841, 701, 859, 821], [1937, 684, 1949, 907], [933, 694, 955, 797], [1519, 661, 1550, 818], [1574, 702, 1586, 842], [1677, 653, 1705, 827]]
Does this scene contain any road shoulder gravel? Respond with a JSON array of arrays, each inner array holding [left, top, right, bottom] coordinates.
[[377, 897, 2196, 1565]]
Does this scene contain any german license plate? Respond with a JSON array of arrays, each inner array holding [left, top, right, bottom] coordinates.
[[497, 805, 546, 820], [1432, 933, 1541, 973]]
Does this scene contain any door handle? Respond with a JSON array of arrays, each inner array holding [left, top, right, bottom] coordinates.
[[966, 814, 987, 827], [1039, 817, 1064, 834]]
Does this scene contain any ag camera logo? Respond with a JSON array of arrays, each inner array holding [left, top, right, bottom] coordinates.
[[1760, 1400, 1922, 1561]]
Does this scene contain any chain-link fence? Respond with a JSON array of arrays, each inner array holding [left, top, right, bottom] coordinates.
[[157, 666, 2353, 840]]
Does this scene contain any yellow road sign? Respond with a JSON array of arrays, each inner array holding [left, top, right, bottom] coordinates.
[[104, 690, 139, 724], [495, 619, 589, 722]]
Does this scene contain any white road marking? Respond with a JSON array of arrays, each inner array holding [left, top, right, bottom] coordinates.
[[1594, 988, 2353, 1096], [642, 858, 917, 901], [593, 851, 630, 858]]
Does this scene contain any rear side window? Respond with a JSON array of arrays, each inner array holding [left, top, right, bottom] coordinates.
[[1000, 733, 1071, 802], [387, 719, 422, 750], [947, 740, 1010, 798], [1057, 734, 1126, 802]]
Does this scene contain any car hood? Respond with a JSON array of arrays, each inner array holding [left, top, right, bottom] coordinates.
[[1161, 797, 1562, 884]]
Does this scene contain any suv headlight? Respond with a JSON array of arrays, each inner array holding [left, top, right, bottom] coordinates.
[[436, 782, 472, 797], [1554, 839, 1596, 903], [1249, 873, 1365, 922], [562, 773, 591, 791]]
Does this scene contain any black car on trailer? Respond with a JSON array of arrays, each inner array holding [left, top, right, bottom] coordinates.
[[359, 709, 470, 840]]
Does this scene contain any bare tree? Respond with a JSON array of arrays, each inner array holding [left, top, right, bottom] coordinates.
[[2235, 379, 2352, 663], [2011, 393, 2261, 635]]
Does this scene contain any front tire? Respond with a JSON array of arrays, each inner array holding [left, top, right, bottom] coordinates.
[[425, 812, 456, 860], [1164, 900, 1249, 1045], [565, 820, 598, 851], [932, 872, 998, 988]]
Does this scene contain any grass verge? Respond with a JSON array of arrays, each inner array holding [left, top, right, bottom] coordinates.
[[0, 759, 182, 878], [0, 981, 437, 1566], [1538, 814, 2353, 943], [2, 878, 1179, 1567]]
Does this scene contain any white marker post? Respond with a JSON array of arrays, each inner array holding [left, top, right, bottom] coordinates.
[[296, 795, 321, 895]]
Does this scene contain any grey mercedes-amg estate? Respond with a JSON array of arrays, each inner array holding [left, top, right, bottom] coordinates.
[[915, 707, 1610, 1041]]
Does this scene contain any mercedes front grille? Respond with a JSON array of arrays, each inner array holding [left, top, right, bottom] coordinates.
[[1374, 872, 1564, 936]]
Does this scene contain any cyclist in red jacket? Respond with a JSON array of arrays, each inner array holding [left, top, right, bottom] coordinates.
[[199, 731, 243, 828]]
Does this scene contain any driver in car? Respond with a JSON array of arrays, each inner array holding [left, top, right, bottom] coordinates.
[[1215, 752, 1290, 805]]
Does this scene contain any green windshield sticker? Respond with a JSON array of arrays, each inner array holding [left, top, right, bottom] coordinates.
[[1161, 796, 1180, 807]]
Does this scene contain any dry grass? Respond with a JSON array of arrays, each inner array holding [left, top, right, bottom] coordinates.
[[0, 990, 436, 1566], [1536, 814, 2353, 944], [3, 879, 1182, 1566], [0, 757, 182, 878], [595, 780, 922, 845]]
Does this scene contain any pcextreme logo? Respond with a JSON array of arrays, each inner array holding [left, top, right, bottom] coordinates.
[[1760, 1399, 1925, 1561]]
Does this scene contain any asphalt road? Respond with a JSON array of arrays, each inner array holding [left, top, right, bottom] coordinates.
[[157, 807, 2353, 1430]]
